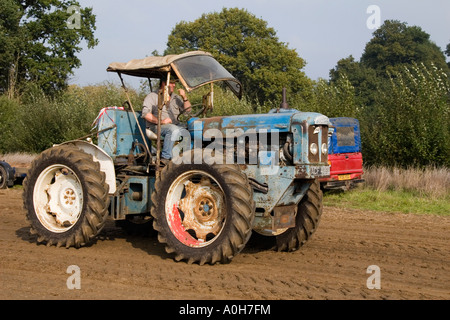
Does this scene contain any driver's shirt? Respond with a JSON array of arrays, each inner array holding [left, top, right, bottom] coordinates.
[[142, 92, 185, 130]]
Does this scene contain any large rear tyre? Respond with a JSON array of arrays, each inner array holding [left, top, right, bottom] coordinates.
[[23, 145, 110, 248], [275, 179, 323, 251], [151, 161, 255, 265]]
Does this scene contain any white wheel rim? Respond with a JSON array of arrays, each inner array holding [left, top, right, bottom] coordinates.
[[165, 170, 226, 248], [33, 165, 84, 233]]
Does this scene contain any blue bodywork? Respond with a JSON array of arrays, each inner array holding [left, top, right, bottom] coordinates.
[[187, 110, 331, 234], [188, 110, 330, 167], [110, 175, 155, 219], [97, 109, 147, 160], [96, 108, 331, 234], [97, 109, 152, 216]]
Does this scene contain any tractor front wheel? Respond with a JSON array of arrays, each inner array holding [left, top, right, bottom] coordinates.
[[275, 179, 323, 251]]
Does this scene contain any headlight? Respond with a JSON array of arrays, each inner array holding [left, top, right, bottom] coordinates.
[[310, 143, 318, 155], [322, 143, 328, 155]]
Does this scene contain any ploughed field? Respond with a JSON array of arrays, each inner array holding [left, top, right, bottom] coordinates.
[[0, 188, 448, 300]]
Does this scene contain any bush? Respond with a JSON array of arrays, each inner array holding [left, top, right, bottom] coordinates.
[[0, 82, 144, 153], [306, 75, 360, 118], [308, 63, 450, 168], [0, 95, 21, 153], [187, 85, 262, 117]]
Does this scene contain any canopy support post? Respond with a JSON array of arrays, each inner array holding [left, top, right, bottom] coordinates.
[[118, 72, 153, 166], [156, 72, 171, 171]]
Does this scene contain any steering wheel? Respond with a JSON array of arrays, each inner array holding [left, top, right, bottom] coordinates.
[[177, 103, 210, 123]]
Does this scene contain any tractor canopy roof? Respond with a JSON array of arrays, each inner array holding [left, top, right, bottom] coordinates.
[[107, 51, 242, 99]]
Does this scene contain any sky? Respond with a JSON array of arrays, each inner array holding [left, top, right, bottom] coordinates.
[[71, 0, 450, 89]]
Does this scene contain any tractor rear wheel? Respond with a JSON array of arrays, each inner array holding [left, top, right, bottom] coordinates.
[[23, 145, 110, 248], [151, 160, 255, 264]]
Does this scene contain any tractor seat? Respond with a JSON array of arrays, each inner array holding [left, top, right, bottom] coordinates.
[[146, 128, 157, 141]]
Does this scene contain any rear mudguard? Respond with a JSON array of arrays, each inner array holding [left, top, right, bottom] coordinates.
[[57, 141, 116, 194]]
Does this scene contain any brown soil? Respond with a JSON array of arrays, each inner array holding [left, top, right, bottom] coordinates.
[[0, 188, 449, 300]]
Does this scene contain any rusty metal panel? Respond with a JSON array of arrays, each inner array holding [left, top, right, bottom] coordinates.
[[272, 205, 297, 229]]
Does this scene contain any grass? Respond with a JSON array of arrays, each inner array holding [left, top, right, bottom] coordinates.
[[324, 188, 450, 216], [362, 165, 449, 199], [324, 166, 450, 216]]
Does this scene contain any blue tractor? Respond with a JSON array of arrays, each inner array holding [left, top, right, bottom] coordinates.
[[23, 52, 331, 264]]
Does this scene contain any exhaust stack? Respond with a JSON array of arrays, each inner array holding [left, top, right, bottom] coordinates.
[[280, 88, 289, 109]]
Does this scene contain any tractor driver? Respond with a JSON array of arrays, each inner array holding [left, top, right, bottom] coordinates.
[[142, 79, 191, 163]]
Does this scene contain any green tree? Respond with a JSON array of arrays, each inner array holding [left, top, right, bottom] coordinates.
[[446, 41, 450, 68], [330, 20, 449, 110], [0, 0, 98, 96], [362, 63, 450, 167], [329, 55, 380, 107], [307, 75, 359, 119], [360, 20, 449, 75], [165, 8, 312, 105]]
